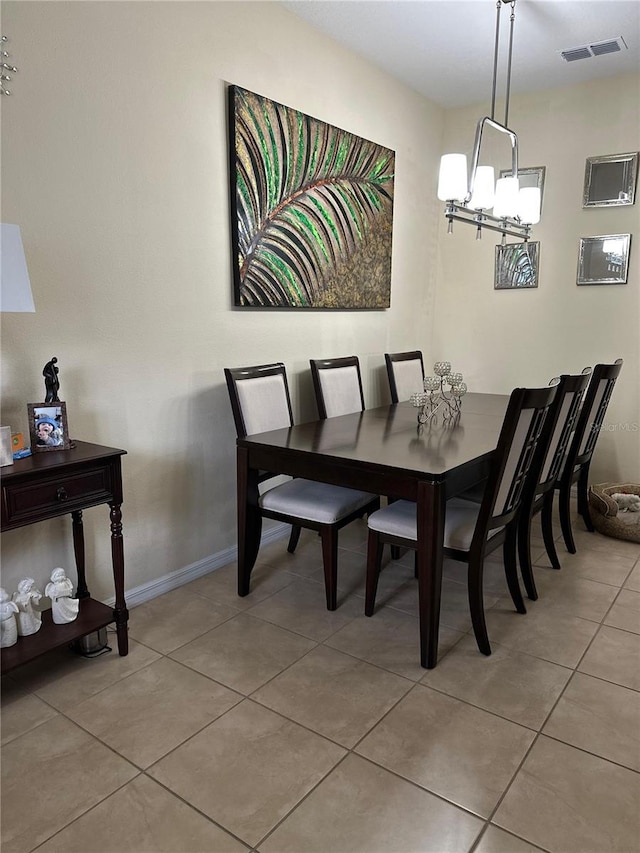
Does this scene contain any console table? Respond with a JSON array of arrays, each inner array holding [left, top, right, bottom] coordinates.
[[1, 441, 128, 673]]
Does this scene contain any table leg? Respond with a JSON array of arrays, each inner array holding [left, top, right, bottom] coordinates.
[[237, 445, 262, 597], [72, 510, 90, 599], [109, 502, 129, 656], [416, 479, 445, 668]]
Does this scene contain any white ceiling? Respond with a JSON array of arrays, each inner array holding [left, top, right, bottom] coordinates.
[[282, 0, 640, 108]]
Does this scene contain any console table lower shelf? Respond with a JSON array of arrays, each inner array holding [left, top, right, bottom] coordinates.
[[1, 440, 128, 674], [1, 599, 116, 673]]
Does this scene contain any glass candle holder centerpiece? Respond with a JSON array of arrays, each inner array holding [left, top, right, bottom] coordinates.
[[411, 361, 467, 424]]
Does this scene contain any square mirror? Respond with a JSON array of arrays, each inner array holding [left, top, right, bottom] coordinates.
[[577, 234, 631, 285], [583, 153, 638, 207]]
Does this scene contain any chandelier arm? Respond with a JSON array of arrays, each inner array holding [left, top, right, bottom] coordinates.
[[491, 0, 502, 121], [467, 116, 519, 202], [504, 0, 516, 128], [445, 205, 530, 240]]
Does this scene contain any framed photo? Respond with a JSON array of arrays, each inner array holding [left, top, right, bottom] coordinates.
[[577, 234, 631, 285], [583, 152, 638, 207], [499, 166, 546, 212], [228, 85, 395, 309], [495, 241, 540, 289], [27, 402, 71, 451]]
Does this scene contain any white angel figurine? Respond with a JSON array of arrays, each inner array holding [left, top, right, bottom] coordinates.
[[12, 578, 43, 636], [45, 568, 79, 624], [0, 588, 20, 647]]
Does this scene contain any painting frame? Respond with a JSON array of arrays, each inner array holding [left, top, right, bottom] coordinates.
[[228, 85, 395, 309], [27, 402, 71, 452], [582, 152, 638, 208], [495, 241, 540, 290], [577, 234, 631, 285]]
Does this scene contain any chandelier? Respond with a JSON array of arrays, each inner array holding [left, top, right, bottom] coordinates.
[[437, 0, 540, 242]]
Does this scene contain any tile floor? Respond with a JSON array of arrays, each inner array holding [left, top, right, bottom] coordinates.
[[2, 513, 640, 853]]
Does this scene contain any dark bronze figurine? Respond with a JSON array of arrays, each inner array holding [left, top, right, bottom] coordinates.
[[43, 357, 60, 403]]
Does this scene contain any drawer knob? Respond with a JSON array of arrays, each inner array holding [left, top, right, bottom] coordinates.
[[56, 487, 68, 501]]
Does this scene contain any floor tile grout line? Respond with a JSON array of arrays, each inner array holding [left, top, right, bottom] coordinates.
[[25, 772, 146, 853], [5, 524, 638, 853], [476, 552, 640, 845], [468, 821, 554, 853]]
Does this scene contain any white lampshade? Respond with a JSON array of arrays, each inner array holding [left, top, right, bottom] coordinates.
[[469, 166, 495, 210], [437, 154, 468, 202], [518, 187, 541, 225], [493, 176, 520, 219], [0, 224, 35, 312]]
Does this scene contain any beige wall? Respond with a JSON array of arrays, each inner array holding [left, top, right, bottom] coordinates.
[[0, 1, 442, 601], [1, 2, 637, 607], [434, 73, 640, 483]]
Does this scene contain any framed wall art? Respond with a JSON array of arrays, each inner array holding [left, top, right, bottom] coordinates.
[[577, 234, 631, 285], [228, 86, 395, 309], [495, 241, 540, 289], [583, 152, 638, 207], [27, 402, 71, 451]]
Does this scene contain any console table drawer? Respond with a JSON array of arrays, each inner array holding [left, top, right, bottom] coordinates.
[[3, 467, 113, 525]]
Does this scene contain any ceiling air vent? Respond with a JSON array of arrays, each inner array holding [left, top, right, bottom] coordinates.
[[591, 37, 626, 56], [561, 46, 592, 62], [560, 37, 627, 62]]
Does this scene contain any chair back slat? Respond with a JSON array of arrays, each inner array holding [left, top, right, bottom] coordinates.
[[311, 357, 365, 419], [385, 351, 425, 403], [539, 371, 591, 488], [579, 379, 613, 457], [494, 407, 545, 516], [567, 359, 623, 470], [225, 363, 293, 438], [474, 385, 558, 541]]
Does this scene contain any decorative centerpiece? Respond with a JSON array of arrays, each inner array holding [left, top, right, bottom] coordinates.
[[410, 361, 467, 424]]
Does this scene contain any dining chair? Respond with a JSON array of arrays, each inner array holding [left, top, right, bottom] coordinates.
[[555, 358, 623, 554], [310, 355, 365, 419], [385, 351, 425, 403], [225, 362, 379, 610], [310, 354, 402, 560], [364, 382, 558, 656], [517, 369, 592, 600]]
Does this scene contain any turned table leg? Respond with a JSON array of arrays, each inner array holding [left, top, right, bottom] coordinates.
[[109, 502, 129, 656]]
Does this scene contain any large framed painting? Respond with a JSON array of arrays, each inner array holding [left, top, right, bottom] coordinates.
[[228, 86, 395, 308]]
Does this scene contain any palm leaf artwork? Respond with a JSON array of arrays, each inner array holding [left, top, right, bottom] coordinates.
[[495, 242, 540, 289], [228, 86, 395, 308]]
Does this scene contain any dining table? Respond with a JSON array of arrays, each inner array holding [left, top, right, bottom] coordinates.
[[236, 392, 510, 668]]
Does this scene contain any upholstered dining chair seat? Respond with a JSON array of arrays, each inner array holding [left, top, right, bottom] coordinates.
[[225, 362, 380, 611], [367, 498, 502, 552], [260, 478, 377, 524]]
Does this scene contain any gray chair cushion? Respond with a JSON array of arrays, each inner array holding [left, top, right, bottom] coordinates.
[[260, 478, 376, 524], [367, 498, 501, 552]]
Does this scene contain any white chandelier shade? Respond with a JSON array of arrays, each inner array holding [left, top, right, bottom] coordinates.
[[437, 154, 468, 203], [469, 166, 496, 211], [493, 176, 520, 218], [518, 186, 541, 225]]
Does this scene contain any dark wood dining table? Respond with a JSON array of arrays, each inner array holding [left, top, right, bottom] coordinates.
[[236, 393, 510, 668]]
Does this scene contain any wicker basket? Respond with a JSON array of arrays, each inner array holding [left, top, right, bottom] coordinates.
[[588, 483, 640, 544]]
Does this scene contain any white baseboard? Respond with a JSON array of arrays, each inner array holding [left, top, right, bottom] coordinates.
[[104, 522, 290, 609]]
